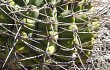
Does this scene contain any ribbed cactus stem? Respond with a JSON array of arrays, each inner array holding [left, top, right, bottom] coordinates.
[[0, 0, 100, 69], [35, 1, 59, 67]]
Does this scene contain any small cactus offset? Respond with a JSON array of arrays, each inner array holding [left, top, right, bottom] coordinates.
[[0, 0, 100, 70]]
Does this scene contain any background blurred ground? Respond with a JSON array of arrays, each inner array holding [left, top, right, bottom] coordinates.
[[87, 0, 110, 70]]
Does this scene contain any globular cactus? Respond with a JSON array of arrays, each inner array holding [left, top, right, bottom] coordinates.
[[0, 0, 100, 69]]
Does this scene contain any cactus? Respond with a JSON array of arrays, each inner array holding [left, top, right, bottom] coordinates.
[[0, 0, 100, 69]]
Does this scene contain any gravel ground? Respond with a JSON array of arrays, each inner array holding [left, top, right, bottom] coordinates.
[[87, 0, 110, 70]]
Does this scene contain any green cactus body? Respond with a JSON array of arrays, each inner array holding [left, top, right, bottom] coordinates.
[[0, 5, 14, 23], [16, 43, 30, 54], [0, 0, 100, 69], [0, 35, 6, 46], [13, 0, 29, 6], [73, 3, 83, 12], [19, 5, 39, 32], [58, 10, 75, 39], [56, 4, 79, 61], [29, 0, 44, 7], [75, 14, 88, 24]]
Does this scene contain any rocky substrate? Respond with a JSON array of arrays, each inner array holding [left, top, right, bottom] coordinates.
[[87, 0, 110, 70]]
